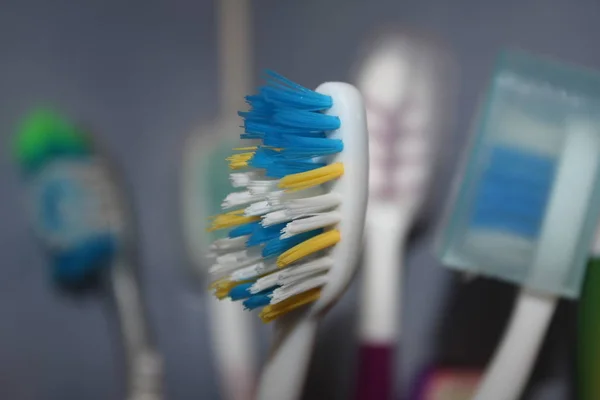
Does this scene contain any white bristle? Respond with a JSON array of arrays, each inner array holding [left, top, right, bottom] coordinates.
[[285, 193, 342, 216], [222, 191, 265, 209], [230, 261, 278, 281], [248, 180, 280, 195], [262, 210, 291, 227], [249, 257, 332, 294], [278, 270, 325, 287], [269, 274, 328, 304], [230, 171, 260, 188], [267, 186, 324, 207], [244, 201, 284, 217], [276, 256, 333, 282], [281, 212, 341, 238], [210, 236, 250, 252], [210, 248, 263, 274], [250, 273, 280, 294], [210, 258, 261, 276], [216, 248, 261, 267], [266, 190, 286, 206]]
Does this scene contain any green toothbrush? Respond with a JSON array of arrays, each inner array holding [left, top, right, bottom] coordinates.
[[578, 231, 600, 400]]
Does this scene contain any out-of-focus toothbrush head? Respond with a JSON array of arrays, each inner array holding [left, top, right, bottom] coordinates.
[[206, 71, 368, 323], [439, 51, 600, 299], [14, 110, 123, 287], [14, 110, 91, 172], [356, 34, 442, 216], [182, 124, 240, 278]]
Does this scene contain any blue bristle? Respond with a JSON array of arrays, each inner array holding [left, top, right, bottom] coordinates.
[[263, 134, 343, 159], [262, 229, 324, 259], [52, 233, 117, 284], [229, 221, 261, 238], [243, 120, 328, 138], [229, 283, 254, 300], [243, 291, 274, 310], [246, 223, 287, 247], [230, 284, 279, 302], [272, 110, 340, 132], [491, 146, 555, 175], [266, 160, 326, 178], [237, 71, 337, 180], [242, 95, 274, 116], [259, 70, 333, 111], [249, 147, 325, 178], [247, 147, 276, 169], [470, 145, 556, 239]]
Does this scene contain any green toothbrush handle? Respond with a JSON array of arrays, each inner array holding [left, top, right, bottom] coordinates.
[[578, 258, 600, 400]]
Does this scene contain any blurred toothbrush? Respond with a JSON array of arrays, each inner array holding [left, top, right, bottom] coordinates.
[[180, 0, 256, 399], [14, 110, 163, 400], [577, 225, 600, 400], [438, 51, 600, 400], [354, 33, 443, 400]]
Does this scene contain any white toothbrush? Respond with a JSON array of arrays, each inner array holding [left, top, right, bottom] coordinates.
[[180, 0, 256, 399], [435, 52, 600, 400], [355, 33, 447, 400], [249, 81, 369, 400], [473, 117, 600, 400]]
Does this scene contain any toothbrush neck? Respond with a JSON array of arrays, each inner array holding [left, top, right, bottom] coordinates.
[[366, 206, 412, 238]]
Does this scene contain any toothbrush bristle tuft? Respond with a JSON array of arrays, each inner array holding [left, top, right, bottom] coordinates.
[[207, 72, 345, 322]]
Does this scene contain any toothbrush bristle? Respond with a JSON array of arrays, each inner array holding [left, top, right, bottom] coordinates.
[[207, 71, 345, 322], [358, 38, 440, 208], [470, 145, 556, 239]]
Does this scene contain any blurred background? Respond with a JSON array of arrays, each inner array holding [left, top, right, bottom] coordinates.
[[0, 0, 596, 399]]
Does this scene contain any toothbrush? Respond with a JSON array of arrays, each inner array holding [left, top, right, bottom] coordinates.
[[437, 51, 600, 400], [14, 110, 163, 400], [206, 71, 369, 400], [182, 122, 257, 400], [180, 0, 257, 398], [354, 34, 443, 400], [577, 225, 600, 400]]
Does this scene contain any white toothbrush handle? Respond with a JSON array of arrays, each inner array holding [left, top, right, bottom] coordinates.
[[357, 221, 403, 400], [360, 221, 404, 344], [256, 310, 319, 400], [473, 289, 557, 400], [207, 296, 256, 400], [111, 258, 163, 400]]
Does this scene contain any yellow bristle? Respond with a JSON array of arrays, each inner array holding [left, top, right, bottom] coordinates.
[[209, 278, 252, 300], [233, 146, 258, 151], [207, 209, 260, 231], [259, 288, 322, 323], [277, 229, 341, 267], [227, 152, 255, 169], [279, 162, 344, 192]]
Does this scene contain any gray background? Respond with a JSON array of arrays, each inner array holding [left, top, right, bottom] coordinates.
[[0, 0, 594, 398]]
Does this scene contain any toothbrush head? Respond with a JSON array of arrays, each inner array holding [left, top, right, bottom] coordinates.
[[13, 109, 92, 173], [439, 51, 600, 298], [356, 33, 442, 221], [207, 71, 368, 322], [181, 120, 242, 277], [15, 111, 123, 286]]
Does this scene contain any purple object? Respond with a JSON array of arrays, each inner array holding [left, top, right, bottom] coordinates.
[[355, 344, 395, 400]]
